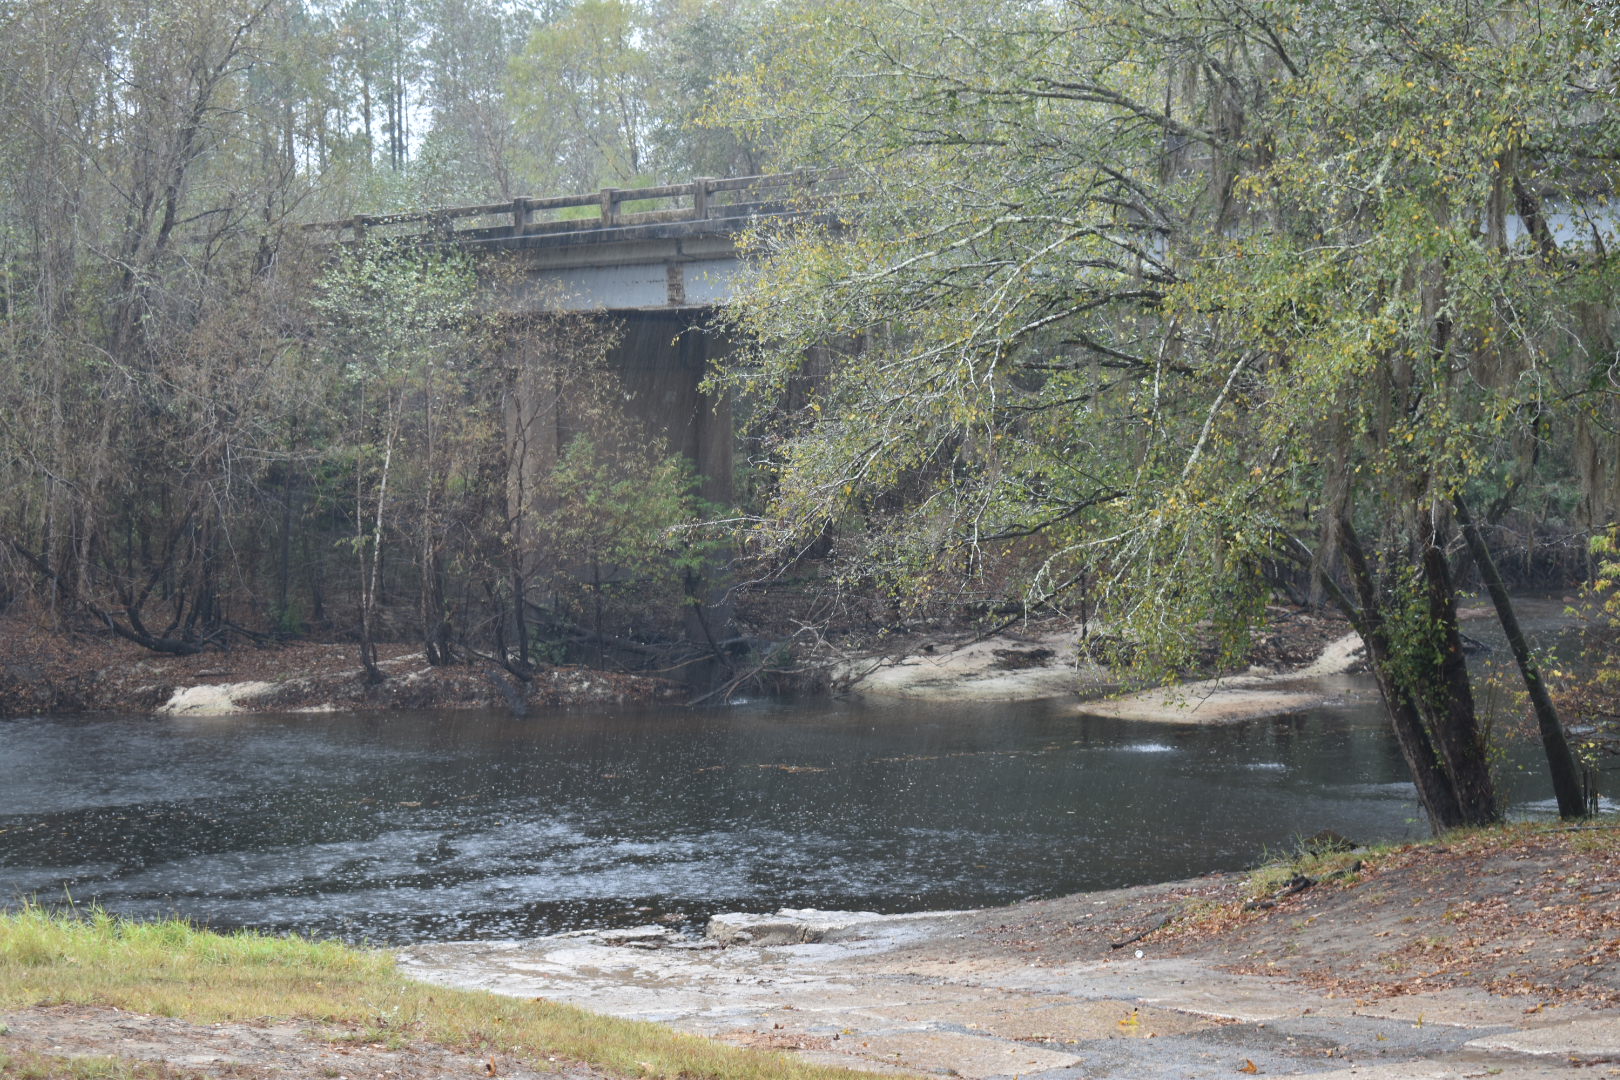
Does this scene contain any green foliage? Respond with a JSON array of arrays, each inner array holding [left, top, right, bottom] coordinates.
[[713, 0, 1618, 689], [1380, 570, 1450, 706], [508, 0, 655, 188], [539, 432, 726, 638], [311, 246, 478, 381], [1583, 529, 1620, 756]]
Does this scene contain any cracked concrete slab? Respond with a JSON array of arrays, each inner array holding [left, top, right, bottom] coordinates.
[[867, 997, 1212, 1041], [1464, 1014, 1620, 1057], [400, 899, 1620, 1079], [846, 1029, 1084, 1078]]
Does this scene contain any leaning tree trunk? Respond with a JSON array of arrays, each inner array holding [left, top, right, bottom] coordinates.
[[1416, 534, 1500, 825], [1454, 495, 1587, 818], [1334, 516, 1495, 831]]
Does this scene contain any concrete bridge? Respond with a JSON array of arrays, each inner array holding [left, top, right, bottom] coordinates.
[[305, 174, 843, 665], [305, 171, 842, 509], [303, 171, 839, 312]]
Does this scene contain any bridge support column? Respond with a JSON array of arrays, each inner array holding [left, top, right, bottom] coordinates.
[[501, 308, 737, 683], [607, 310, 736, 688], [606, 309, 732, 508]]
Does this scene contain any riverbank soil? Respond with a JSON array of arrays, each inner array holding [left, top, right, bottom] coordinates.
[[0, 601, 1349, 717], [0, 614, 684, 718], [400, 825, 1620, 1079], [0, 1008, 616, 1080], [823, 604, 1358, 704]]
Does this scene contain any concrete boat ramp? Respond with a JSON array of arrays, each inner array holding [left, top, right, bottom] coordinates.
[[400, 901, 1620, 1079]]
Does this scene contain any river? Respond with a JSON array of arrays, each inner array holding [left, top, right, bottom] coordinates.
[[0, 691, 1571, 945]]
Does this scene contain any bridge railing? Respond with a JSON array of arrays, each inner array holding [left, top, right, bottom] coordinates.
[[301, 169, 846, 246]]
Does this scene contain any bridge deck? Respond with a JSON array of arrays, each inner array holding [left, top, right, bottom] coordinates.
[[302, 170, 844, 250]]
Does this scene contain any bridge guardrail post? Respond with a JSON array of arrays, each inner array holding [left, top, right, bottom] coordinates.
[[351, 214, 367, 243], [693, 178, 711, 220], [600, 188, 618, 227], [512, 196, 529, 235]]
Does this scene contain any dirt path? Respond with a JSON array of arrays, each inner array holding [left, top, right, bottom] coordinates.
[[0, 1005, 615, 1079], [399, 829, 1620, 1078]]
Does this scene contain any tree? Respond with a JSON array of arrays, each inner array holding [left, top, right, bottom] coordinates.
[[0, 0, 764, 677], [645, 0, 770, 179], [715, 0, 1618, 829], [488, 300, 729, 676], [416, 0, 535, 200], [0, 0, 342, 650], [538, 434, 714, 666], [310, 245, 477, 678], [508, 0, 655, 190]]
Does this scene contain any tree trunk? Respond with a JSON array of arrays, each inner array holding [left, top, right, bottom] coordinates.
[[1454, 495, 1587, 818], [358, 425, 394, 686], [513, 568, 530, 666], [592, 555, 604, 668], [1335, 516, 1471, 831], [1417, 535, 1499, 825], [277, 472, 294, 628]]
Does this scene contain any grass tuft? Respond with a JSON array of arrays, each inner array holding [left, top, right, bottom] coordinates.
[[1245, 833, 1400, 898]]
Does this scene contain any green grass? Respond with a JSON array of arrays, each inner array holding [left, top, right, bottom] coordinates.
[[0, 905, 869, 1080], [1245, 834, 1399, 898]]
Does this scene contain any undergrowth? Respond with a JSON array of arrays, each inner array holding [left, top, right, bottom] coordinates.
[[1245, 831, 1395, 898]]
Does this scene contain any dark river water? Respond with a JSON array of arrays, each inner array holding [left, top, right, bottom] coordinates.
[[0, 694, 1568, 944]]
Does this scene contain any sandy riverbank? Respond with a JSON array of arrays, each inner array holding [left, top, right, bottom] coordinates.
[[837, 606, 1372, 725], [1073, 631, 1371, 724], [841, 598, 1589, 726], [0, 617, 686, 717], [0, 597, 1580, 720], [0, 603, 1356, 718]]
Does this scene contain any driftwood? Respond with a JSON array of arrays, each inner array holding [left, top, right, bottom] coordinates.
[[1110, 913, 1175, 950]]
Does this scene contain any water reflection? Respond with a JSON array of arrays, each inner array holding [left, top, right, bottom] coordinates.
[[0, 696, 1540, 944]]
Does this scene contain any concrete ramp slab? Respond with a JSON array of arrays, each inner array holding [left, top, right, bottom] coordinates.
[[870, 996, 1211, 1041], [848, 1029, 1083, 1078], [1465, 1014, 1620, 1056]]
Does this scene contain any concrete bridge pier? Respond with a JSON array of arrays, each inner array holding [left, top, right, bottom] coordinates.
[[610, 310, 739, 689], [502, 307, 738, 685], [608, 309, 734, 510]]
